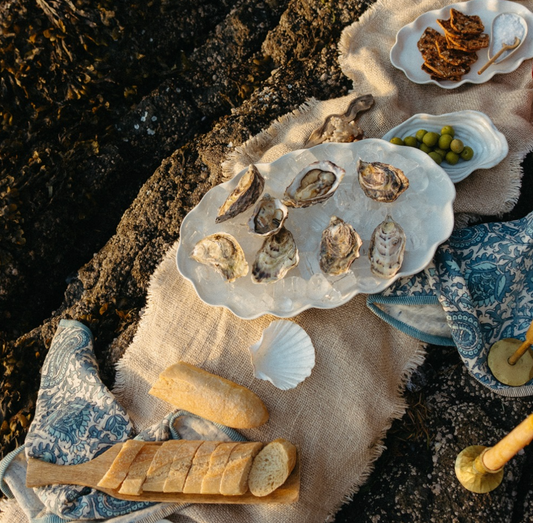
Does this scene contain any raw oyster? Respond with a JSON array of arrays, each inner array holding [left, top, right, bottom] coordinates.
[[252, 227, 299, 284], [248, 194, 288, 236], [283, 160, 345, 208], [248, 320, 315, 390], [191, 232, 248, 282], [319, 216, 363, 276], [216, 164, 265, 223], [357, 159, 409, 203], [368, 215, 406, 279]]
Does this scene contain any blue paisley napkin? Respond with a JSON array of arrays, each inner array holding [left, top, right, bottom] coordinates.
[[368, 211, 533, 397], [0, 319, 244, 523]]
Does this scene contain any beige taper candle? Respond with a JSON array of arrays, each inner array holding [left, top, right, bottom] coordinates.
[[482, 414, 533, 472]]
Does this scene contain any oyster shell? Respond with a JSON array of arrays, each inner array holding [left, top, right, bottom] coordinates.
[[357, 159, 409, 203], [191, 232, 248, 282], [216, 164, 265, 223], [248, 194, 288, 236], [283, 160, 345, 208], [319, 216, 363, 276], [368, 215, 406, 279], [248, 320, 315, 390], [252, 227, 299, 284]]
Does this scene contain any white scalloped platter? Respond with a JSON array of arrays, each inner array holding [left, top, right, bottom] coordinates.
[[176, 139, 456, 320], [390, 0, 533, 89], [382, 111, 508, 183]]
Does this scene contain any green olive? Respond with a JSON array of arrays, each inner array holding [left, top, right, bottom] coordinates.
[[422, 131, 440, 147], [428, 151, 442, 164], [419, 143, 432, 154], [415, 129, 428, 142], [441, 125, 455, 137], [404, 135, 418, 147], [433, 147, 447, 158], [445, 151, 460, 165], [438, 133, 453, 150], [450, 139, 464, 154], [460, 146, 474, 161], [390, 137, 404, 145]]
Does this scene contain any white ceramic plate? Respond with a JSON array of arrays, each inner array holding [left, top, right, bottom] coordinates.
[[382, 111, 508, 183], [390, 0, 533, 89], [176, 139, 456, 320]]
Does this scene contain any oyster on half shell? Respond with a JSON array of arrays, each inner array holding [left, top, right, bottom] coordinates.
[[252, 227, 299, 284], [319, 216, 363, 276], [368, 215, 406, 279], [216, 164, 265, 223], [283, 160, 345, 208], [191, 232, 249, 282], [357, 159, 409, 203], [248, 194, 289, 236]]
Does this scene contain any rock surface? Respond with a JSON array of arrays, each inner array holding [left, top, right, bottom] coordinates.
[[1, 0, 533, 521]]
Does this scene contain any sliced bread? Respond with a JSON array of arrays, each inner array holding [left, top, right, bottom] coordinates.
[[97, 440, 145, 489], [220, 442, 263, 496], [182, 440, 220, 493], [201, 441, 240, 494], [248, 438, 297, 497], [163, 440, 203, 493], [118, 444, 159, 495]]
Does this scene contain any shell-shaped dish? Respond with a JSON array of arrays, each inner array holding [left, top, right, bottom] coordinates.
[[283, 160, 345, 208], [191, 232, 249, 282], [248, 194, 289, 236], [216, 164, 265, 223], [248, 320, 316, 390], [382, 111, 508, 183], [489, 13, 527, 64]]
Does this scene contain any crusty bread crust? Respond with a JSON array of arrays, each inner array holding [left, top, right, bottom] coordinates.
[[149, 362, 269, 429]]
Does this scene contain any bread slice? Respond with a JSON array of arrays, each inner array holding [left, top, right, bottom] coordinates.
[[97, 440, 146, 489], [143, 440, 189, 492], [201, 441, 240, 494], [417, 27, 440, 59], [118, 444, 159, 495], [163, 440, 204, 492], [248, 438, 297, 497], [182, 440, 221, 493], [219, 442, 263, 496], [450, 8, 484, 35]]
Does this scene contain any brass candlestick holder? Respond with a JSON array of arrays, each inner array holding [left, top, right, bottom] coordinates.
[[455, 446, 504, 494], [488, 320, 533, 386]]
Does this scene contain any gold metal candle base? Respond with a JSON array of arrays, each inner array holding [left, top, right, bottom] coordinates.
[[488, 339, 533, 386], [455, 446, 504, 493]]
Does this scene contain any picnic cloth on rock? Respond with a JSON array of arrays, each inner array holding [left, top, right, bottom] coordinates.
[[0, 320, 245, 523], [368, 210, 533, 397], [224, 0, 533, 226]]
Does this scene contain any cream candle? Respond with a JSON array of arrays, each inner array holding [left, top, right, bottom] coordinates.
[[482, 414, 533, 472]]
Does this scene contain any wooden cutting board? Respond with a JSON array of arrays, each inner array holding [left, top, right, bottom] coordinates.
[[26, 441, 300, 504]]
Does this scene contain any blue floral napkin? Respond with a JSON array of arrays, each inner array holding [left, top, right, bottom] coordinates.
[[0, 319, 245, 522], [368, 211, 533, 397]]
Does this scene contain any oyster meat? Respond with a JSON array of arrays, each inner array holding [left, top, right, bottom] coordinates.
[[319, 216, 363, 276], [368, 215, 406, 279], [216, 164, 265, 223], [357, 159, 409, 203], [191, 232, 249, 282], [248, 194, 288, 236], [252, 227, 299, 284], [283, 160, 345, 208]]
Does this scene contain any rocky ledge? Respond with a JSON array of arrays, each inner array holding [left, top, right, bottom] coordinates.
[[1, 0, 533, 521]]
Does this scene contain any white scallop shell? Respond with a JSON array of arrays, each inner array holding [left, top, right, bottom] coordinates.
[[248, 320, 315, 390]]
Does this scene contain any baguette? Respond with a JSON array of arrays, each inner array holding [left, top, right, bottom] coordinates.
[[219, 442, 263, 496], [143, 440, 187, 492], [118, 444, 159, 495], [248, 438, 297, 497], [97, 439, 145, 489], [182, 441, 220, 493], [149, 361, 269, 429], [201, 441, 240, 494], [163, 440, 204, 493]]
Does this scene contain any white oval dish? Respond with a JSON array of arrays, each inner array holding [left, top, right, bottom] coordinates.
[[390, 0, 533, 89], [489, 13, 528, 64], [382, 111, 508, 184], [248, 320, 315, 390], [176, 138, 456, 320]]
